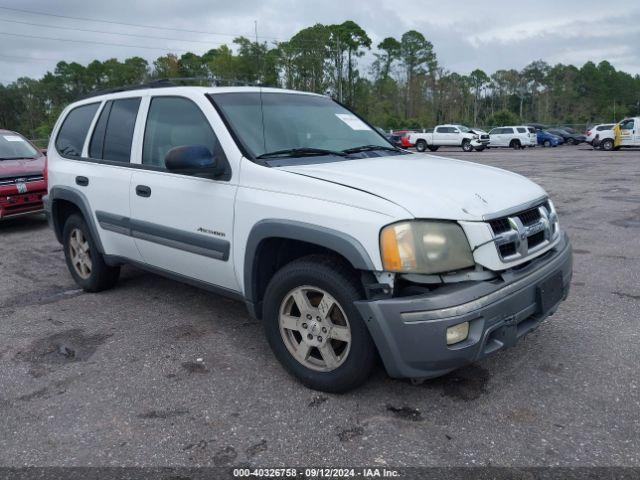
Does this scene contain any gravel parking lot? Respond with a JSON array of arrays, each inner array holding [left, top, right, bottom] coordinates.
[[1, 145, 639, 468]]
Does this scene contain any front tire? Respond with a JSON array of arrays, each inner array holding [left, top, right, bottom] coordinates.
[[262, 255, 376, 393], [461, 139, 473, 152], [63, 214, 120, 292], [601, 138, 614, 151], [415, 139, 427, 152]]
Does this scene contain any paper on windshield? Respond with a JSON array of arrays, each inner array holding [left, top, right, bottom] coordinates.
[[335, 114, 371, 131], [2, 135, 25, 142]]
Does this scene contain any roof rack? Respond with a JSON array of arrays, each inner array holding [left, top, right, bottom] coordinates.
[[78, 76, 273, 100], [78, 79, 176, 100]]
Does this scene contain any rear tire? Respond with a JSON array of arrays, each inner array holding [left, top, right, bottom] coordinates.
[[63, 214, 120, 292], [543, 140, 551, 148], [510, 139, 521, 150], [415, 139, 427, 152], [262, 255, 376, 393]]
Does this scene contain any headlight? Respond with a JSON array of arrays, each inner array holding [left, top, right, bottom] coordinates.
[[380, 221, 475, 274]]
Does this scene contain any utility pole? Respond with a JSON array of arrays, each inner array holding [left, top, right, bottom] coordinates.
[[254, 20, 261, 85], [336, 36, 342, 103]]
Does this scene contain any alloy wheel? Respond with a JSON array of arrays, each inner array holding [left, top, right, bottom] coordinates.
[[69, 228, 92, 279], [278, 285, 352, 372]]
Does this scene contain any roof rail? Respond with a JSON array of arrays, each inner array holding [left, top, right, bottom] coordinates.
[[78, 76, 274, 100], [78, 79, 176, 100]]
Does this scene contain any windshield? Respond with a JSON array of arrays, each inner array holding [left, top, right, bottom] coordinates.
[[0, 133, 39, 160], [456, 125, 472, 133], [211, 92, 393, 160]]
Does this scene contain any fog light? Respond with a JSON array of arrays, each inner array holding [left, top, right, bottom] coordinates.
[[446, 322, 469, 345]]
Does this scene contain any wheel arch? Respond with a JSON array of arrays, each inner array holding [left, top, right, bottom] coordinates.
[[244, 219, 376, 319], [48, 186, 104, 253]]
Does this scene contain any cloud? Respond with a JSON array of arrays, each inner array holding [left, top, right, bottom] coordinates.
[[0, 0, 639, 85]]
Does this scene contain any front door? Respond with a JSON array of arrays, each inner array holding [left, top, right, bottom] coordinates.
[[129, 95, 239, 292], [619, 119, 636, 146]]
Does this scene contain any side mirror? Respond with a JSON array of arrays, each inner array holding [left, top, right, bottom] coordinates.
[[164, 145, 224, 177], [40, 148, 48, 156]]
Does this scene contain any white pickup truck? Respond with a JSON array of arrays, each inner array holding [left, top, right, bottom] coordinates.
[[409, 124, 490, 153]]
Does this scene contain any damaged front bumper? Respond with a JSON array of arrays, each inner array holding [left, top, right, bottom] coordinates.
[[355, 232, 573, 379]]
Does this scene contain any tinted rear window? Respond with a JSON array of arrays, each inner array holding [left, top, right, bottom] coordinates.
[[89, 98, 141, 162], [528, 127, 536, 133], [56, 103, 100, 158]]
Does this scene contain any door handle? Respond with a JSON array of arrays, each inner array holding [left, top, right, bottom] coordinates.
[[75, 176, 89, 187], [135, 185, 151, 198]]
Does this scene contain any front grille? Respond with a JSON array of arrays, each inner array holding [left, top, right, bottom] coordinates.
[[518, 207, 541, 226], [499, 243, 517, 257], [528, 230, 545, 249], [487, 200, 558, 261], [489, 218, 511, 235], [0, 174, 44, 186]]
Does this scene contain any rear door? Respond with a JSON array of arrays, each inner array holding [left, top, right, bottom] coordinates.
[[129, 95, 239, 291], [433, 126, 448, 145], [54, 99, 142, 261]]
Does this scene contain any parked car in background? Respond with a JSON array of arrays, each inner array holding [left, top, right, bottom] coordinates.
[[547, 128, 586, 145], [44, 85, 572, 392], [536, 129, 563, 147], [488, 126, 537, 149], [586, 124, 615, 147], [389, 130, 416, 148], [409, 124, 489, 152], [0, 129, 47, 220]]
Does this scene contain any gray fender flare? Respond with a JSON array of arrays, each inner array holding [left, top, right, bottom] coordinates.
[[48, 186, 105, 253], [243, 219, 376, 314]]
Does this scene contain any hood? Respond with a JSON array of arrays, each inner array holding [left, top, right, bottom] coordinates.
[[277, 153, 546, 221], [0, 156, 45, 178]]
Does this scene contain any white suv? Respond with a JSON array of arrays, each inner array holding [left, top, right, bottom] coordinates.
[[44, 85, 572, 392], [488, 126, 537, 149]]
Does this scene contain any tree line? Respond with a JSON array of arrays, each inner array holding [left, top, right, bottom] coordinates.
[[1, 20, 639, 140]]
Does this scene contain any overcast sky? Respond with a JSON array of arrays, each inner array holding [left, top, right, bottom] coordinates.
[[1, 0, 639, 85]]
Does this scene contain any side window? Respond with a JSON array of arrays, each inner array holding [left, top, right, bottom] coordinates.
[[506, 128, 515, 134], [143, 97, 223, 168], [620, 119, 635, 130], [517, 127, 526, 133], [435, 127, 445, 133], [55, 103, 100, 158], [90, 98, 141, 162], [489, 128, 498, 135], [451, 128, 460, 134]]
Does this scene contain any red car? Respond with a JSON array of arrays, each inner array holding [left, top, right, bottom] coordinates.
[[390, 130, 416, 148], [0, 129, 47, 220]]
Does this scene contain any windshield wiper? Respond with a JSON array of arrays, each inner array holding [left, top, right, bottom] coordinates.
[[341, 144, 402, 154], [256, 147, 347, 159]]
